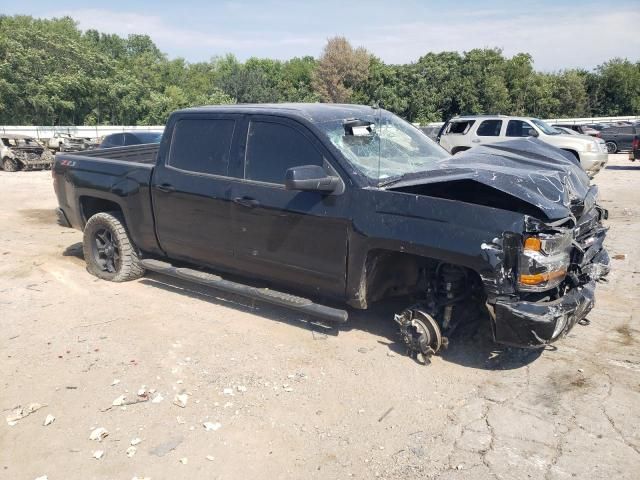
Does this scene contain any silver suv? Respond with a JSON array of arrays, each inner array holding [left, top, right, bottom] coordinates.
[[439, 115, 609, 176]]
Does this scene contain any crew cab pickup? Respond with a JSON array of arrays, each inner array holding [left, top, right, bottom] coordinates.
[[53, 104, 610, 360]]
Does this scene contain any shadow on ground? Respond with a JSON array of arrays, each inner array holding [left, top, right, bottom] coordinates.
[[62, 241, 543, 371], [605, 165, 640, 171]]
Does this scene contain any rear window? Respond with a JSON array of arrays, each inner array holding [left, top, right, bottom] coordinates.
[[476, 120, 502, 137], [446, 120, 475, 135], [168, 119, 236, 176]]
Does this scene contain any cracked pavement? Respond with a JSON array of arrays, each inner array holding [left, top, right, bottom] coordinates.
[[1, 154, 639, 479]]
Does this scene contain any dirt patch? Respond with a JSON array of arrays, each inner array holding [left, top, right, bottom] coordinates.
[[615, 324, 634, 346], [19, 208, 56, 225]]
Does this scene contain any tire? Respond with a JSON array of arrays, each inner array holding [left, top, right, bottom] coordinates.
[[605, 141, 617, 154], [82, 212, 145, 282], [2, 157, 20, 172]]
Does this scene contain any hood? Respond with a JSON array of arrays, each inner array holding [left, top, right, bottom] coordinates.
[[387, 138, 592, 221]]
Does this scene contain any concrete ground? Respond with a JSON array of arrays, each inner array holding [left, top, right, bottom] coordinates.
[[1, 154, 639, 480]]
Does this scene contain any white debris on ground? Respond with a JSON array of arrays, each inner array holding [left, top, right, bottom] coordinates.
[[131, 437, 142, 446], [126, 446, 137, 458], [151, 393, 164, 403], [42, 414, 55, 426], [92, 450, 104, 460], [203, 422, 222, 431], [89, 427, 108, 441], [112, 394, 126, 406], [173, 393, 188, 408], [6, 403, 46, 425]]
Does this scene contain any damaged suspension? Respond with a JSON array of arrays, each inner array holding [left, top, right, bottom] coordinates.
[[395, 263, 470, 363]]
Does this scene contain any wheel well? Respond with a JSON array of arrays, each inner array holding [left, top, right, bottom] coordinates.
[[80, 197, 123, 224], [359, 249, 482, 308], [561, 148, 580, 160], [451, 146, 470, 155]]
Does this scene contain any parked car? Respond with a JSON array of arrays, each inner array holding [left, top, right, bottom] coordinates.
[[598, 125, 639, 153], [99, 131, 163, 149], [439, 115, 609, 176], [53, 104, 610, 360], [46, 132, 91, 152], [552, 123, 600, 137], [554, 126, 579, 135], [419, 124, 442, 141], [630, 135, 639, 162], [1, 134, 54, 171]]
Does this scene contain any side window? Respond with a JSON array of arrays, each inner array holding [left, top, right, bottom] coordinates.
[[446, 120, 475, 135], [102, 134, 121, 148], [245, 121, 323, 184], [123, 133, 135, 146], [168, 118, 236, 176], [476, 120, 503, 137], [506, 120, 536, 137], [620, 127, 634, 135]]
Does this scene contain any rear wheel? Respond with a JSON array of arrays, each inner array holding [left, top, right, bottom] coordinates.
[[2, 157, 20, 172], [605, 141, 617, 154], [83, 212, 145, 282]]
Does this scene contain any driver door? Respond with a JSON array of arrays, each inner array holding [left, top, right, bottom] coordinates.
[[230, 116, 350, 298]]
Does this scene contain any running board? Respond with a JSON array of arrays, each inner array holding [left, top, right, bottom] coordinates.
[[140, 259, 348, 324]]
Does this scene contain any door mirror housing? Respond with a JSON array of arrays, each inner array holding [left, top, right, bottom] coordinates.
[[285, 165, 340, 193], [529, 128, 539, 137]]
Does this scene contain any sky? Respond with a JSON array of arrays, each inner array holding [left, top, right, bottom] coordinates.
[[6, 0, 640, 70]]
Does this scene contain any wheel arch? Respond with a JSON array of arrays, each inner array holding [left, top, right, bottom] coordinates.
[[451, 146, 470, 155], [79, 195, 126, 227], [347, 247, 484, 309]]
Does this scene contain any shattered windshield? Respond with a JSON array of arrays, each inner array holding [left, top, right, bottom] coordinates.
[[316, 109, 449, 185]]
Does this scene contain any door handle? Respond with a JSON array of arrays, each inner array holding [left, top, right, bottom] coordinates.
[[157, 183, 175, 193], [233, 196, 260, 208], [471, 139, 481, 143]]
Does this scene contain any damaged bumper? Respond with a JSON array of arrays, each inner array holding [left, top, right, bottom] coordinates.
[[492, 279, 596, 347], [489, 203, 609, 348]]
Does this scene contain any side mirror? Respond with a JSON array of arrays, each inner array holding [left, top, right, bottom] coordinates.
[[285, 165, 340, 193], [529, 129, 539, 137]]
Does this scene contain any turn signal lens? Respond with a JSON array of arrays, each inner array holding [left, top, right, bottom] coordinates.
[[519, 268, 567, 286], [523, 236, 542, 252]]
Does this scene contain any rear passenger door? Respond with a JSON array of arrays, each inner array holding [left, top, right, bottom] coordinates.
[[230, 116, 349, 298], [152, 114, 242, 270], [471, 119, 504, 145]]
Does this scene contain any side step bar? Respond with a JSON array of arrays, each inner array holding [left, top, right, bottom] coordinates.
[[140, 259, 348, 324]]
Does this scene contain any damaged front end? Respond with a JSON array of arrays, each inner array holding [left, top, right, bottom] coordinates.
[[486, 195, 609, 347], [14, 148, 54, 170]]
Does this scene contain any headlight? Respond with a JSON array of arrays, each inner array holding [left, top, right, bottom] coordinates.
[[585, 140, 600, 152], [518, 232, 572, 291]]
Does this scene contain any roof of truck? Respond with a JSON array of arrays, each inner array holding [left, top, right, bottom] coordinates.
[[178, 103, 381, 123]]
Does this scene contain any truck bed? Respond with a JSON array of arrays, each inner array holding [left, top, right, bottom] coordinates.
[[53, 143, 161, 255], [65, 143, 159, 164]]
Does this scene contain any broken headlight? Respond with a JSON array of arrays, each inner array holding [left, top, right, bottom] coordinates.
[[518, 232, 572, 292]]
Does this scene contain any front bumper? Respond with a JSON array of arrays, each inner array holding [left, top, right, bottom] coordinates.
[[490, 206, 609, 347], [580, 151, 608, 175], [492, 279, 596, 347]]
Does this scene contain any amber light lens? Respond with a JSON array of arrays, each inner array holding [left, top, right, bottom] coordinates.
[[519, 268, 567, 286], [523, 236, 542, 252]]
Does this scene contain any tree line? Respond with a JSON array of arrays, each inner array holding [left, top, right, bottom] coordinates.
[[1, 15, 638, 126]]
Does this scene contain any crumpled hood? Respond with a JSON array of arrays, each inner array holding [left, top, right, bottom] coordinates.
[[390, 138, 592, 221]]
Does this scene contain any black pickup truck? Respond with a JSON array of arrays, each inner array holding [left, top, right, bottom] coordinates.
[[53, 104, 609, 360]]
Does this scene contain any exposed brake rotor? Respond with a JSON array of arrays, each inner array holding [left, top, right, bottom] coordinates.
[[395, 309, 447, 364]]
